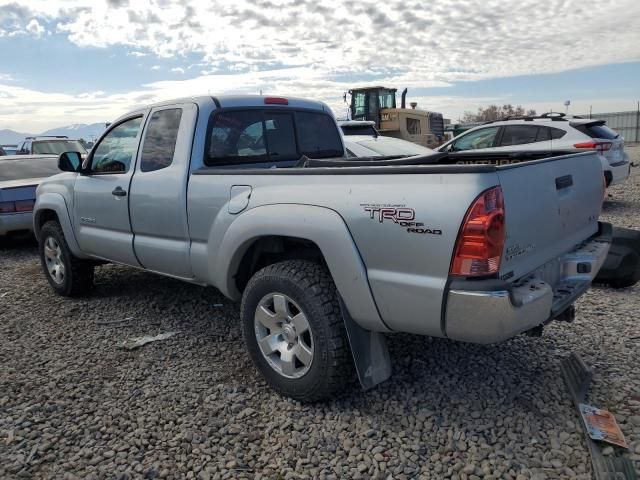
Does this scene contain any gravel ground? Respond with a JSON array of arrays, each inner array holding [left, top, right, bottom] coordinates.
[[1, 148, 639, 480]]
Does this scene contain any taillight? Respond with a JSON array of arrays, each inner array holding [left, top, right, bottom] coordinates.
[[0, 200, 35, 213], [574, 141, 612, 154], [264, 97, 288, 105], [15, 200, 35, 212], [0, 201, 15, 213], [450, 186, 505, 277]]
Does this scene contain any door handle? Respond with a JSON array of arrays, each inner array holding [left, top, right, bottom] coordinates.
[[555, 175, 573, 190], [112, 186, 127, 197]]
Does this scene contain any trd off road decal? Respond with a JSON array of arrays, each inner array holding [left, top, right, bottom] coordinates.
[[361, 204, 442, 235]]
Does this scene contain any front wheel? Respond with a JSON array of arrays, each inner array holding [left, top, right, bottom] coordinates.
[[241, 260, 354, 402], [39, 221, 94, 296]]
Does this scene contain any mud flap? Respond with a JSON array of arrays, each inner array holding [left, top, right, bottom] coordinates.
[[594, 227, 640, 288], [339, 298, 392, 390]]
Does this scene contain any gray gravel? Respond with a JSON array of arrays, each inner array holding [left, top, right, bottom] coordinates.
[[1, 147, 639, 480]]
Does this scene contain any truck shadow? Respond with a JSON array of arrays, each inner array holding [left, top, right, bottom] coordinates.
[[0, 234, 37, 251]]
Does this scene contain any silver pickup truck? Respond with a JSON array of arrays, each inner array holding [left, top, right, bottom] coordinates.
[[33, 95, 611, 401]]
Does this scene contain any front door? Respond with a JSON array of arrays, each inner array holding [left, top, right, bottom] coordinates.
[[73, 115, 145, 265]]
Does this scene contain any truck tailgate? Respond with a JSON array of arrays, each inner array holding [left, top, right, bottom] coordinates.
[[497, 152, 604, 282]]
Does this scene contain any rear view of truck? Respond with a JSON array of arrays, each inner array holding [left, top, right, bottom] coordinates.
[[443, 152, 609, 343]]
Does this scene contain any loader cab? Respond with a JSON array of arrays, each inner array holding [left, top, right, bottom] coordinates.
[[349, 87, 397, 128]]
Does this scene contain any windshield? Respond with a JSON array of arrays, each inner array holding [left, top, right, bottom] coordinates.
[[0, 157, 61, 181], [32, 140, 87, 155], [358, 139, 433, 156]]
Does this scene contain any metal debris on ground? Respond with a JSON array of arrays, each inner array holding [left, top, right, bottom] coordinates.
[[121, 331, 179, 350], [96, 316, 134, 326], [560, 353, 637, 480], [580, 403, 629, 448]]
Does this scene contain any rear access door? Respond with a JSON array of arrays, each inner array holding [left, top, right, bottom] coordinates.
[[496, 151, 604, 282]]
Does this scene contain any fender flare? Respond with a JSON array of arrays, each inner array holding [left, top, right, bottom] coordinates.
[[34, 193, 88, 258], [213, 203, 388, 333]]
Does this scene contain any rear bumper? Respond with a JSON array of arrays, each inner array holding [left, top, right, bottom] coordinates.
[[444, 222, 612, 344], [607, 152, 630, 186], [0, 212, 34, 236]]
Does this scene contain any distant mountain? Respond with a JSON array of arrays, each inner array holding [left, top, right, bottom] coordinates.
[[0, 123, 108, 145], [42, 123, 108, 141], [0, 129, 34, 145]]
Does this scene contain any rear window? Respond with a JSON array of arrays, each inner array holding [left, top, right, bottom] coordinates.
[[574, 123, 620, 140], [32, 140, 87, 155], [340, 125, 377, 136], [206, 109, 343, 165], [0, 157, 60, 181]]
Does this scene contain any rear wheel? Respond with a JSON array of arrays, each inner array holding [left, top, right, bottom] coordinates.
[[39, 221, 94, 296], [241, 260, 353, 402]]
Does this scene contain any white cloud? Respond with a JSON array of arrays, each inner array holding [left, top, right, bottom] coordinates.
[[25, 18, 44, 37], [5, 0, 640, 82], [1, 0, 640, 130]]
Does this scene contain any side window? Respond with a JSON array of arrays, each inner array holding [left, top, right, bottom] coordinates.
[[453, 127, 499, 151], [91, 117, 142, 174], [535, 127, 551, 142], [500, 126, 539, 146], [406, 118, 421, 135], [140, 108, 183, 172], [549, 127, 566, 140]]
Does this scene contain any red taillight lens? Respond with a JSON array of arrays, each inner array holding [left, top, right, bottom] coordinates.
[[264, 97, 288, 105], [574, 141, 612, 154], [450, 186, 505, 277], [0, 201, 16, 214], [14, 200, 35, 212]]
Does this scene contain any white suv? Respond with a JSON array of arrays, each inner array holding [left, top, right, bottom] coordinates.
[[437, 114, 630, 186]]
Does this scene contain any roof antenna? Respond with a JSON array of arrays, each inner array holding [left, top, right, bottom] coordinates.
[[260, 89, 263, 96]]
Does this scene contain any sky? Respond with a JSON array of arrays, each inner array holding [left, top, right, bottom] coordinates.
[[0, 0, 639, 132]]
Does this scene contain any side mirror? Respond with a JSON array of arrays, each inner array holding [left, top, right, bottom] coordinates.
[[58, 151, 82, 172]]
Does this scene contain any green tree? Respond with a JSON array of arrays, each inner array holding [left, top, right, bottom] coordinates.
[[461, 105, 537, 123]]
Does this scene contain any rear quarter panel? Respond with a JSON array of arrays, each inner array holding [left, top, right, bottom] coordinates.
[[188, 170, 499, 336]]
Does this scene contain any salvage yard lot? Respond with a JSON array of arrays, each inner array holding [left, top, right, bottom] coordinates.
[[1, 148, 639, 480]]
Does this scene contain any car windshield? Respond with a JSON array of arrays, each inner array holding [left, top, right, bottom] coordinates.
[[0, 157, 61, 181], [32, 140, 87, 155], [358, 139, 433, 156]]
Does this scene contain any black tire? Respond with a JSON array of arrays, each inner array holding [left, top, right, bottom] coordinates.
[[241, 260, 354, 402], [39, 221, 94, 296]]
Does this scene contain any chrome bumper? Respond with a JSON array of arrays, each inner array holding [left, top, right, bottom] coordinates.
[[0, 212, 33, 236], [444, 223, 612, 344]]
